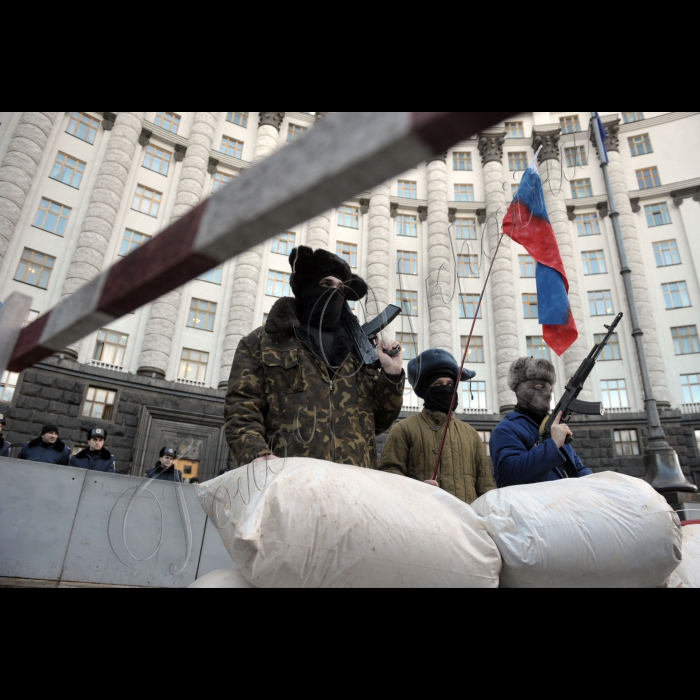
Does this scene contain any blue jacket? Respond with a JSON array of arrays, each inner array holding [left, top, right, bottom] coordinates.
[[18, 437, 71, 465], [491, 411, 593, 488], [146, 463, 183, 483], [0, 437, 11, 457], [69, 447, 116, 473]]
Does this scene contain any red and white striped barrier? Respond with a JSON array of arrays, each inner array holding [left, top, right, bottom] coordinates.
[[5, 111, 520, 374]]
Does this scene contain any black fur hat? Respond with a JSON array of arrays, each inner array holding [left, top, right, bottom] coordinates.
[[508, 357, 557, 392], [289, 246, 368, 300]]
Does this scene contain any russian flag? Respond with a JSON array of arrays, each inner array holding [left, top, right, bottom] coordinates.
[[502, 161, 578, 356]]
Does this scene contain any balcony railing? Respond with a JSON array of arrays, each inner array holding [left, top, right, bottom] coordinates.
[[682, 403, 700, 414], [605, 407, 633, 414], [87, 360, 124, 372], [176, 378, 208, 387]]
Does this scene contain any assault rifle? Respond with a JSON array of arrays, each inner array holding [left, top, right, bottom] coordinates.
[[540, 312, 624, 444], [349, 304, 402, 369]]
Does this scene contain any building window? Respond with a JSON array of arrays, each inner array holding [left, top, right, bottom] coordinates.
[[267, 271, 291, 298], [33, 198, 71, 236], [24, 310, 40, 328], [397, 214, 417, 237], [522, 294, 539, 319], [588, 290, 614, 316], [595, 333, 621, 361], [187, 298, 217, 332], [582, 250, 607, 275], [681, 374, 700, 404], [459, 294, 482, 319], [576, 213, 600, 236], [226, 112, 249, 128], [453, 153, 473, 171], [66, 112, 100, 144], [337, 241, 358, 268], [662, 282, 691, 310], [454, 184, 475, 202], [14, 248, 55, 289], [636, 167, 661, 189], [93, 330, 128, 366], [50, 152, 86, 189], [0, 371, 19, 402], [519, 254, 535, 278], [454, 217, 477, 240], [506, 122, 524, 138], [508, 152, 528, 171], [198, 266, 224, 285], [396, 333, 418, 360], [337, 205, 359, 229], [83, 387, 117, 421], [220, 136, 243, 159], [477, 430, 492, 456], [457, 254, 479, 278], [511, 184, 519, 196], [212, 172, 233, 193], [462, 336, 485, 363], [645, 203, 671, 228], [397, 290, 419, 317], [143, 145, 172, 176], [397, 250, 418, 275], [672, 326, 700, 355], [119, 229, 151, 257], [615, 430, 641, 456], [463, 381, 487, 410], [622, 112, 644, 124], [560, 115, 581, 134], [397, 181, 417, 199], [271, 232, 296, 256], [179, 349, 209, 384], [629, 134, 653, 157], [653, 240, 681, 267], [527, 336, 551, 361], [565, 146, 587, 168], [132, 185, 162, 218], [571, 179, 593, 199], [287, 124, 308, 143], [154, 112, 181, 134], [601, 379, 629, 409]]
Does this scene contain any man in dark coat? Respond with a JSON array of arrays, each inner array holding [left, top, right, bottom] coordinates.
[[69, 428, 116, 473], [18, 424, 71, 465], [147, 447, 183, 482], [491, 357, 593, 487], [0, 414, 11, 457]]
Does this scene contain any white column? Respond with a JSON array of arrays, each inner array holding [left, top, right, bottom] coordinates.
[[426, 154, 452, 354], [479, 131, 520, 412], [599, 120, 671, 406], [0, 112, 58, 266], [532, 126, 592, 399], [306, 211, 331, 250], [219, 112, 285, 387], [136, 111, 220, 377], [365, 184, 391, 319]]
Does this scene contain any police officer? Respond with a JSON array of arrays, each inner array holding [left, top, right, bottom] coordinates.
[[18, 424, 71, 465], [0, 414, 11, 457], [69, 428, 116, 473], [147, 447, 183, 482]]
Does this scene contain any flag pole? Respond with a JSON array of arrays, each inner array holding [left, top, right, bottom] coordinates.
[[591, 112, 696, 493]]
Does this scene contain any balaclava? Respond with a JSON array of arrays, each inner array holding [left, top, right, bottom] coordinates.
[[296, 280, 346, 332], [408, 350, 477, 415], [508, 357, 557, 419], [424, 371, 459, 414]]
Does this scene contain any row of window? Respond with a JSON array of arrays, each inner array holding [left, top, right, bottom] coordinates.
[[559, 112, 645, 135]]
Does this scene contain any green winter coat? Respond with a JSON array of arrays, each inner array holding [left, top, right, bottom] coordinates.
[[225, 297, 405, 469], [377, 409, 496, 504]]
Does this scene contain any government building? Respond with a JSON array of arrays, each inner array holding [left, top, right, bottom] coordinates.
[[0, 111, 699, 486]]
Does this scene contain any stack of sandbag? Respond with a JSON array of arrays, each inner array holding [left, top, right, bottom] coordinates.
[[666, 525, 700, 588], [196, 458, 501, 588], [471, 472, 682, 589]]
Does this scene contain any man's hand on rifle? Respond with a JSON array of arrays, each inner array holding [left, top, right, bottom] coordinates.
[[377, 340, 403, 375], [551, 412, 573, 448]]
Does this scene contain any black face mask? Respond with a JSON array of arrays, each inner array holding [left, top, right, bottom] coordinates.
[[425, 385, 458, 414], [297, 285, 346, 331]]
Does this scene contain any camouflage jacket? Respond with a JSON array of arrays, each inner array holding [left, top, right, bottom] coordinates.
[[225, 297, 405, 469]]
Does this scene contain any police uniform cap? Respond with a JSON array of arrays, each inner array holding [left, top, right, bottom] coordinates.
[[88, 428, 107, 440], [160, 447, 177, 458]]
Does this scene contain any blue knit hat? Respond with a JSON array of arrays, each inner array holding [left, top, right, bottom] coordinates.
[[408, 349, 476, 399]]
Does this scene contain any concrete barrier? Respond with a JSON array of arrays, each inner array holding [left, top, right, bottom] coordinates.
[[0, 458, 233, 588]]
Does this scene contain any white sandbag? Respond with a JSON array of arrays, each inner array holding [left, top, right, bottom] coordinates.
[[196, 458, 501, 589], [671, 525, 700, 589], [471, 472, 682, 589], [189, 569, 255, 589]]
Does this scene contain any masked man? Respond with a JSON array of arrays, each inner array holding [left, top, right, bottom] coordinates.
[[147, 447, 183, 482], [0, 414, 11, 457], [69, 428, 116, 473], [225, 246, 405, 469], [491, 357, 593, 487], [377, 349, 495, 504], [18, 424, 71, 465]]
